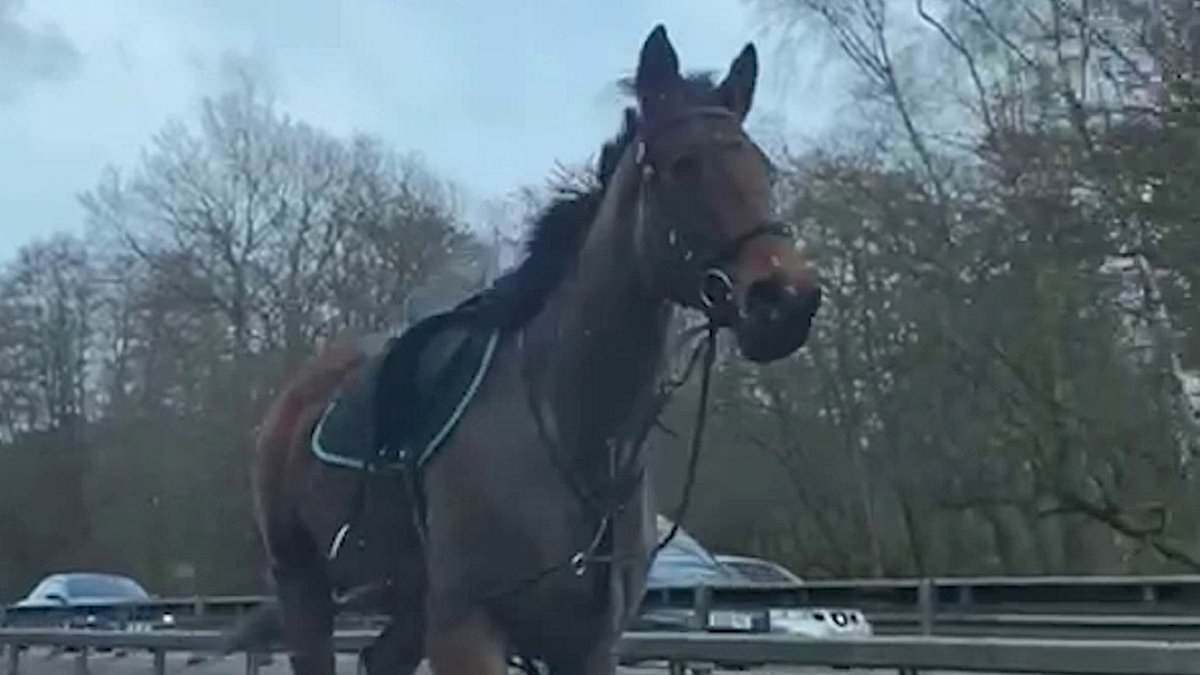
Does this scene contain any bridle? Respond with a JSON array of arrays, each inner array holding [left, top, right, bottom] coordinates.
[[633, 105, 795, 328]]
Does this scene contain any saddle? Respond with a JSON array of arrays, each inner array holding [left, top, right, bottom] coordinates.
[[310, 298, 502, 475]]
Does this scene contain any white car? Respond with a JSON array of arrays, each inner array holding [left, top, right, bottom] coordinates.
[[714, 554, 872, 639], [641, 519, 873, 639], [766, 606, 872, 638], [716, 554, 805, 585]]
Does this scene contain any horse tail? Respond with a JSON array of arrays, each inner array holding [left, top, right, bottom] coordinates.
[[216, 600, 284, 655], [252, 334, 369, 565], [238, 335, 369, 658]]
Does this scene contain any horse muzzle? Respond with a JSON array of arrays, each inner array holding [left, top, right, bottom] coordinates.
[[732, 277, 822, 363]]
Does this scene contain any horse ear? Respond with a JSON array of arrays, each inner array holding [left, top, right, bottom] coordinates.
[[717, 43, 758, 120], [635, 24, 681, 108]]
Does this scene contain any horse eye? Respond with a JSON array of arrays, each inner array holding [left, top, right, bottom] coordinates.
[[670, 154, 701, 179]]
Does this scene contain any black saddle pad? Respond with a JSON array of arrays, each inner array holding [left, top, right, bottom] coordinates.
[[311, 311, 501, 472]]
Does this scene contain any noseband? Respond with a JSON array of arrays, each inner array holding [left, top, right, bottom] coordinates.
[[697, 220, 793, 321], [634, 106, 793, 326]]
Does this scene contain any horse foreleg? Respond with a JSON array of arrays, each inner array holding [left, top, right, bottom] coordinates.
[[360, 608, 425, 675], [274, 559, 336, 675], [426, 609, 508, 675]]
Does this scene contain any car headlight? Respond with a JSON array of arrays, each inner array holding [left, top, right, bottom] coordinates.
[[161, 613, 175, 626]]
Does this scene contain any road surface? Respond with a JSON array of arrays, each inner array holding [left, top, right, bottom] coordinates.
[[7, 647, 1074, 675], [6, 649, 794, 674]]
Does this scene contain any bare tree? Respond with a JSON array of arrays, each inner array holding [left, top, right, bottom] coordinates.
[[692, 0, 1200, 576], [0, 235, 96, 438]]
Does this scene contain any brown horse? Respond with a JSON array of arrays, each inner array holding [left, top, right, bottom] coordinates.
[[228, 24, 821, 675]]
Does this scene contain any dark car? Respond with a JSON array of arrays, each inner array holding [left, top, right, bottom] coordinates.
[[7, 572, 175, 632], [15, 573, 149, 608]]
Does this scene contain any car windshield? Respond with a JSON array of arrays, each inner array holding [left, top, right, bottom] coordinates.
[[725, 560, 793, 583], [63, 575, 148, 600], [648, 516, 741, 587]]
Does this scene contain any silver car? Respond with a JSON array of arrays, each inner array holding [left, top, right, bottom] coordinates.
[[716, 554, 872, 639]]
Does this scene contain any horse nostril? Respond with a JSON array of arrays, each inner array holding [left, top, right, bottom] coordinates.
[[745, 280, 822, 321], [804, 284, 823, 316], [745, 280, 786, 313], [735, 280, 821, 361]]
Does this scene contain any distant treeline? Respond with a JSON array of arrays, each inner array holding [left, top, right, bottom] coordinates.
[[3, 0, 1200, 600]]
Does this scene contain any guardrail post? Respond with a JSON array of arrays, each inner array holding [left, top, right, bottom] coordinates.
[[917, 578, 935, 636], [691, 585, 712, 631], [908, 579, 932, 675], [5, 644, 18, 675], [73, 646, 88, 675], [957, 584, 972, 607], [153, 648, 166, 675], [245, 651, 264, 675]]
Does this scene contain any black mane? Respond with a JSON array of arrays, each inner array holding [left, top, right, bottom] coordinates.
[[470, 74, 724, 330], [466, 108, 636, 329], [520, 105, 638, 287]]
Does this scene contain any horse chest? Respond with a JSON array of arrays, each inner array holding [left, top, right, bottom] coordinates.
[[423, 425, 654, 643]]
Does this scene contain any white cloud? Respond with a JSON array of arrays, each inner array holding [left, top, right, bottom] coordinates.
[[0, 0, 842, 260], [0, 0, 82, 104]]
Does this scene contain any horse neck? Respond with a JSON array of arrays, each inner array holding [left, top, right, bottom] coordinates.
[[534, 160, 671, 460]]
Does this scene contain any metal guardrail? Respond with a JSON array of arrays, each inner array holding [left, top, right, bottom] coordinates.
[[9, 573, 1200, 610], [11, 574, 1200, 653], [795, 574, 1200, 610], [11, 594, 1200, 641], [10, 573, 1200, 619], [868, 610, 1200, 641], [3, 627, 1200, 675]]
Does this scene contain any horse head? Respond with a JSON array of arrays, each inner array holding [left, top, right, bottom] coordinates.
[[627, 25, 822, 362]]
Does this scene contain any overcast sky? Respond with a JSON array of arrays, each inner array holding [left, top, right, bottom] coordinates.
[[0, 0, 847, 263]]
